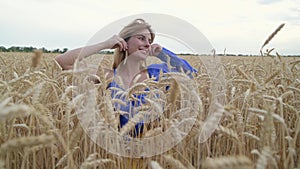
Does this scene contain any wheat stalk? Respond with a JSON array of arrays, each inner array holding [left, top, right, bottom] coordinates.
[[149, 160, 163, 169], [31, 50, 42, 68], [162, 155, 187, 169], [202, 155, 253, 169], [0, 104, 30, 122], [260, 23, 285, 52], [119, 110, 150, 136], [0, 135, 55, 156], [80, 153, 116, 169], [216, 125, 239, 141]]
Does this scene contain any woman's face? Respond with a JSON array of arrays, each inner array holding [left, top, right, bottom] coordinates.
[[126, 29, 152, 60]]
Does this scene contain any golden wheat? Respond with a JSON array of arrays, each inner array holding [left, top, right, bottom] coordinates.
[[0, 51, 299, 169]]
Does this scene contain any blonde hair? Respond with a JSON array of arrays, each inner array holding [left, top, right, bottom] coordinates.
[[112, 19, 155, 69]]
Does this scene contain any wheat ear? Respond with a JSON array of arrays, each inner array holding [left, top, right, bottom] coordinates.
[[162, 155, 187, 169], [260, 23, 285, 52], [202, 155, 253, 169], [0, 135, 55, 156]]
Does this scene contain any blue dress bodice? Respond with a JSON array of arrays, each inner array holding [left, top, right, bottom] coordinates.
[[106, 47, 196, 136]]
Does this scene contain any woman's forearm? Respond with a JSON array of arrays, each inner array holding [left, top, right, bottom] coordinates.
[[55, 42, 108, 70]]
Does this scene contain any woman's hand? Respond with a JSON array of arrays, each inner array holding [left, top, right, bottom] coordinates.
[[149, 43, 162, 56], [104, 35, 128, 51]]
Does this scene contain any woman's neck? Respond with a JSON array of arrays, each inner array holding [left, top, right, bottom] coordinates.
[[116, 58, 143, 89]]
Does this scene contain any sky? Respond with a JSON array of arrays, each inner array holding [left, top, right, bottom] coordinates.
[[0, 0, 299, 55]]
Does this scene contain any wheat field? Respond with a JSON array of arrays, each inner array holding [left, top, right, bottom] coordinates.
[[0, 50, 299, 169]]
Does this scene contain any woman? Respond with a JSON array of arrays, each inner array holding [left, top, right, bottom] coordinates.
[[55, 18, 196, 136]]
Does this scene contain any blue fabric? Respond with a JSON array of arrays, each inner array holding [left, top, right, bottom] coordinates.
[[107, 47, 196, 136], [157, 47, 197, 75], [107, 65, 166, 136]]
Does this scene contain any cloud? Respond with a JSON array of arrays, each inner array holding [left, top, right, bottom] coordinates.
[[0, 0, 299, 54], [257, 0, 282, 5], [284, 7, 300, 25]]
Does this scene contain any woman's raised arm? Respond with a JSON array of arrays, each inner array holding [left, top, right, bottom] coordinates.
[[55, 35, 128, 70]]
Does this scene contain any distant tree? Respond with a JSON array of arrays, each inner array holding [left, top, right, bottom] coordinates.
[[62, 48, 68, 53], [0, 46, 69, 53], [23, 46, 36, 52], [0, 46, 8, 52], [51, 49, 61, 53], [41, 47, 48, 53], [8, 46, 16, 52]]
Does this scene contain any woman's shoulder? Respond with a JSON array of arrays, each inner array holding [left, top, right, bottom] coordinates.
[[96, 67, 114, 80]]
